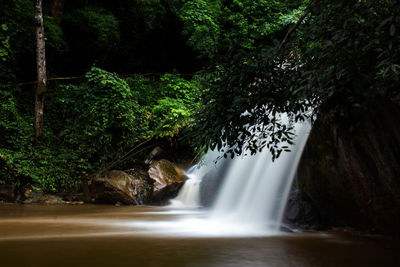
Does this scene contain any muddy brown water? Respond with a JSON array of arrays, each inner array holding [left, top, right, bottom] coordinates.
[[0, 204, 399, 267]]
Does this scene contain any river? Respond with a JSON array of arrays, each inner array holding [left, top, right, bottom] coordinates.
[[0, 204, 398, 267]]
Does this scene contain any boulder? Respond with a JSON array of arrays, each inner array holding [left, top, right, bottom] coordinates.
[[89, 170, 152, 205], [297, 98, 400, 235], [148, 159, 187, 203], [23, 188, 44, 204], [283, 189, 321, 230]]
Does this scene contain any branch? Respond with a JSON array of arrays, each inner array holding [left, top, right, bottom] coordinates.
[[278, 0, 318, 51], [105, 138, 153, 171], [0, 73, 197, 88]]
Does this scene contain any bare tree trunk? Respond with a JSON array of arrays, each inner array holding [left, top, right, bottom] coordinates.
[[35, 0, 47, 144]]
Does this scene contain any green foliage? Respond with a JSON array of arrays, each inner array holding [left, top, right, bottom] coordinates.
[[0, 0, 205, 192], [0, 86, 88, 191], [127, 73, 201, 138], [48, 67, 147, 160], [287, 0, 400, 111], [149, 74, 200, 137], [44, 16, 66, 53], [0, 0, 34, 55], [0, 24, 13, 82], [0, 0, 34, 82], [0, 24, 11, 62], [1, 67, 148, 191], [0, 90, 30, 151], [178, 0, 221, 55], [185, 0, 307, 158], [159, 73, 200, 103], [151, 97, 192, 137], [0, 67, 199, 191], [178, 0, 302, 57], [192, 0, 400, 159], [125, 75, 158, 107]]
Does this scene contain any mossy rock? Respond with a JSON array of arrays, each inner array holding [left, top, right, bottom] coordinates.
[[148, 159, 187, 204]]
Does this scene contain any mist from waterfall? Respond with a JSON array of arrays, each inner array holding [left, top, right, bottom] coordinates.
[[170, 120, 311, 233], [169, 150, 225, 208], [209, 121, 311, 231]]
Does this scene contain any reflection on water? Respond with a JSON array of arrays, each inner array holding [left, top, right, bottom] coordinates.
[[0, 204, 399, 267]]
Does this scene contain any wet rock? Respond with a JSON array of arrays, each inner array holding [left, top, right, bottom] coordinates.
[[62, 192, 89, 203], [283, 189, 321, 230], [297, 98, 400, 235], [148, 159, 187, 203], [23, 188, 44, 204], [39, 194, 65, 205], [89, 170, 152, 205], [0, 184, 16, 202], [65, 201, 85, 205]]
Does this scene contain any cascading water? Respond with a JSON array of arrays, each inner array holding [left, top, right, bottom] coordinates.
[[129, 119, 310, 237], [209, 121, 311, 231], [167, 119, 311, 234], [169, 150, 225, 208]]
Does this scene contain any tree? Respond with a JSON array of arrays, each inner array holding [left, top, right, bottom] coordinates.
[[34, 0, 47, 144], [180, 0, 308, 158], [189, 0, 400, 159]]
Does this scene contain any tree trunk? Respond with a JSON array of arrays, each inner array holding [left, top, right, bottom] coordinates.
[[35, 0, 47, 144]]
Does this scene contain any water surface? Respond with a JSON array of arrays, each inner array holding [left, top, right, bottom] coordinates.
[[0, 204, 398, 267]]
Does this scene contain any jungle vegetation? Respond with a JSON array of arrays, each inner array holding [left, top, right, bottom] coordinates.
[[0, 0, 398, 192]]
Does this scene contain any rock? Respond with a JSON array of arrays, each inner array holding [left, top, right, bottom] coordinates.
[[23, 188, 44, 204], [65, 201, 85, 205], [148, 159, 187, 203], [297, 98, 400, 235], [62, 192, 89, 203], [39, 194, 65, 205], [283, 189, 321, 230], [0, 184, 16, 202], [89, 170, 152, 205]]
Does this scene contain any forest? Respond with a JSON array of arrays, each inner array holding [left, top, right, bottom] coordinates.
[[1, 0, 400, 230], [0, 0, 400, 266]]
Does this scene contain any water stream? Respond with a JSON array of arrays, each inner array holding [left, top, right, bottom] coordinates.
[[169, 120, 311, 235], [0, 205, 398, 267]]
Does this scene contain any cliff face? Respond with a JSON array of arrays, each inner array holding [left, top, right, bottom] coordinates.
[[297, 99, 400, 234]]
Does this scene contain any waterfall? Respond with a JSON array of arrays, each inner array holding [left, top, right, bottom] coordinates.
[[169, 150, 225, 208], [170, 120, 311, 233], [210, 122, 310, 231]]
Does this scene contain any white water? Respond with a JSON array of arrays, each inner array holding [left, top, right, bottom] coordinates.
[[166, 120, 311, 233], [169, 150, 224, 208], [210, 121, 311, 231]]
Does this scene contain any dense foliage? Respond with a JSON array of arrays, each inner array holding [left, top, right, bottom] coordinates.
[[1, 66, 199, 191], [0, 0, 398, 193], [189, 0, 400, 159]]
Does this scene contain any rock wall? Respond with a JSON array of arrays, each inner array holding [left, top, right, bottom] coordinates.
[[297, 99, 400, 235]]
